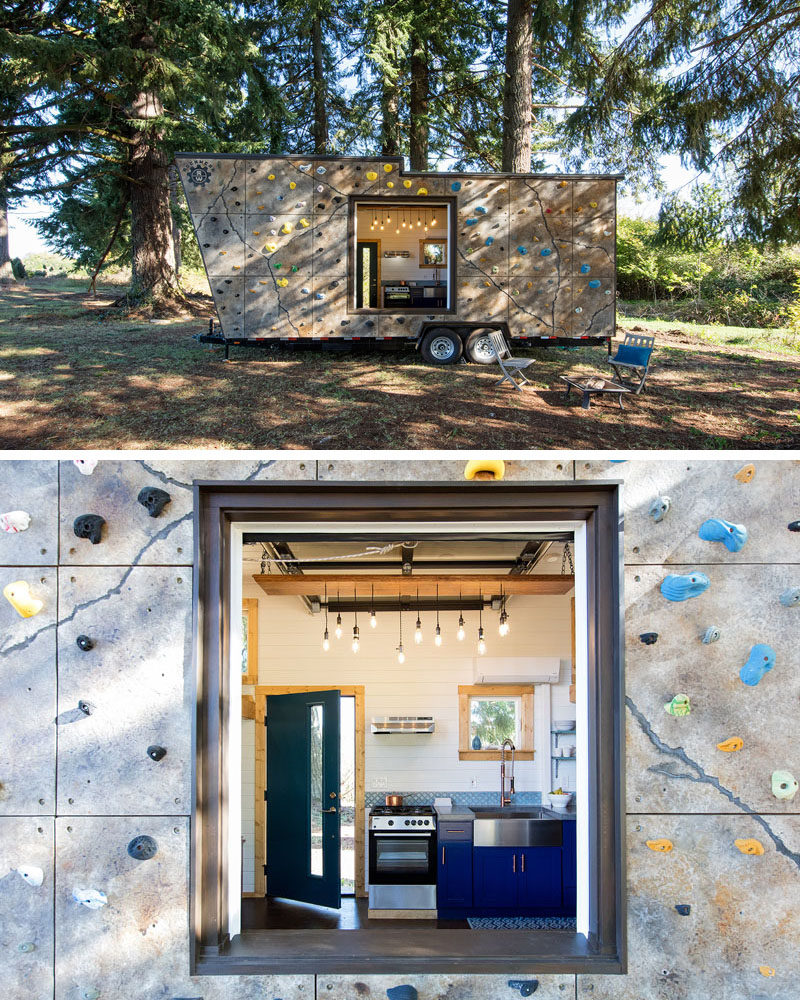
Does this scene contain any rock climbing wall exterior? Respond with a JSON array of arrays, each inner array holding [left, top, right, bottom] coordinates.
[[175, 155, 617, 343], [1, 457, 798, 1000]]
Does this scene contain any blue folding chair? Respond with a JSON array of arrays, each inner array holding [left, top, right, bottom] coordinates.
[[606, 333, 654, 394]]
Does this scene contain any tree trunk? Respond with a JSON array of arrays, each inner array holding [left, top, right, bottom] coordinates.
[[311, 13, 328, 154], [380, 77, 400, 157], [0, 190, 14, 284], [124, 89, 180, 308], [502, 0, 533, 173], [409, 33, 429, 171]]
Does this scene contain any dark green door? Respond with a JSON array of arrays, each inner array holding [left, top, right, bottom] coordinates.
[[356, 241, 379, 308], [265, 690, 341, 908]]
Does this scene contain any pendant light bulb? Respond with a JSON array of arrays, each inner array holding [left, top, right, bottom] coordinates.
[[352, 624, 360, 653], [397, 596, 404, 663], [322, 629, 330, 652], [434, 584, 441, 645], [499, 610, 509, 636], [370, 610, 377, 628], [457, 615, 465, 641], [335, 613, 342, 640], [478, 625, 486, 655], [435, 624, 442, 647], [415, 617, 423, 644], [397, 643, 405, 664]]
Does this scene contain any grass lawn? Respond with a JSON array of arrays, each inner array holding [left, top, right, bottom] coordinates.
[[0, 277, 798, 449]]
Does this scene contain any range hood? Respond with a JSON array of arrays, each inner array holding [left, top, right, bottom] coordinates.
[[371, 716, 435, 735]]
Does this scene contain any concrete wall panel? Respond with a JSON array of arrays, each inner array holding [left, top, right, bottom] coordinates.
[[0, 460, 58, 565], [177, 155, 247, 216], [0, 817, 54, 998], [56, 567, 192, 816], [0, 568, 57, 814], [316, 459, 574, 481], [319, 975, 575, 1000]]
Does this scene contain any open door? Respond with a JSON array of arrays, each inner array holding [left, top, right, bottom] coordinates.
[[356, 241, 379, 308], [265, 689, 341, 908]]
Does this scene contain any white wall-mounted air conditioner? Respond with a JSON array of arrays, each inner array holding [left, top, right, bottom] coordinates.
[[371, 716, 435, 735], [473, 657, 561, 685]]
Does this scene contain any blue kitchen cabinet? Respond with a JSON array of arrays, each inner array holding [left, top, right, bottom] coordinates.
[[437, 841, 473, 909], [561, 821, 576, 908], [473, 847, 519, 908], [518, 847, 563, 908]]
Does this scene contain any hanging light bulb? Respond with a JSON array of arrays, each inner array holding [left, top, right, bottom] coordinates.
[[414, 592, 423, 643], [478, 606, 486, 655], [352, 625, 360, 652], [402, 210, 406, 229], [335, 588, 342, 639], [434, 584, 442, 646], [431, 212, 437, 226], [370, 584, 377, 628], [322, 583, 330, 651], [498, 586, 510, 636], [395, 213, 400, 235], [352, 586, 360, 652], [417, 210, 422, 227], [386, 212, 391, 224], [457, 591, 465, 640], [397, 597, 405, 663]]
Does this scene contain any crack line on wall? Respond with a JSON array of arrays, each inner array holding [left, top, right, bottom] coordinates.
[[626, 695, 800, 870]]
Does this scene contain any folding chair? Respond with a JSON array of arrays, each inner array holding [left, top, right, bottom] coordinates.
[[488, 330, 535, 392], [606, 333, 655, 394]]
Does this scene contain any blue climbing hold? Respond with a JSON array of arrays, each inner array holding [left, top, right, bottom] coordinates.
[[485, 236, 494, 246], [387, 987, 418, 1000], [451, 181, 461, 192], [540, 248, 552, 257], [127, 835, 158, 861], [588, 279, 601, 288], [779, 587, 800, 607], [517, 246, 528, 255], [580, 264, 591, 273], [675, 904, 691, 916], [465, 218, 478, 226], [739, 644, 776, 686], [475, 206, 487, 214], [698, 518, 748, 552], [660, 572, 710, 602], [701, 626, 721, 644]]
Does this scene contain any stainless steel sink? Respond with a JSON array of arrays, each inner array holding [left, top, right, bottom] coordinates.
[[471, 807, 563, 847]]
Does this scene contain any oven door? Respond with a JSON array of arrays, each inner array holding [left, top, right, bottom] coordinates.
[[369, 831, 436, 885]]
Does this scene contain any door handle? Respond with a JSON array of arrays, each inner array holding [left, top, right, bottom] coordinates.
[[442, 846, 445, 865], [512, 853, 516, 873], [321, 806, 337, 813], [521, 853, 525, 873]]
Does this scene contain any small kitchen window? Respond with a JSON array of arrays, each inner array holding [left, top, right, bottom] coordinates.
[[458, 686, 534, 760]]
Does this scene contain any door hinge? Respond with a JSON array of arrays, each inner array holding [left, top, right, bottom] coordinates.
[[262, 864, 267, 875], [263, 789, 268, 801], [263, 715, 267, 726]]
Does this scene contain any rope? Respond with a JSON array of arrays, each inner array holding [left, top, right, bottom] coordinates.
[[258, 540, 418, 566]]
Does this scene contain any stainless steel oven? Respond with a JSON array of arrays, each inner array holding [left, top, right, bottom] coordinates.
[[368, 805, 437, 910]]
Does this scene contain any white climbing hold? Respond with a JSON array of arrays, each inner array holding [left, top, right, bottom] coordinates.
[[73, 459, 97, 476], [0, 511, 31, 533], [16, 865, 44, 887], [73, 888, 108, 909]]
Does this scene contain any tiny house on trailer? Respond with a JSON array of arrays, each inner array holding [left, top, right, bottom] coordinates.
[[176, 154, 620, 364]]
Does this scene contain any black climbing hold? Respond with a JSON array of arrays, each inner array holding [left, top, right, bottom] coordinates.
[[147, 745, 167, 762], [222, 229, 229, 234], [203, 243, 210, 248], [137, 487, 171, 518], [73, 514, 105, 545], [508, 982, 538, 997], [76, 635, 94, 652], [231, 186, 238, 191], [639, 632, 658, 645], [675, 904, 691, 916], [789, 521, 800, 532], [317, 203, 326, 209], [77, 699, 95, 716], [366, 320, 375, 328], [127, 835, 158, 861]]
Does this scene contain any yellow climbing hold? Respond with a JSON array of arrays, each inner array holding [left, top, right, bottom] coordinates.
[[281, 222, 294, 234], [383, 164, 393, 173], [645, 839, 673, 853], [3, 580, 43, 618], [265, 243, 277, 253], [759, 967, 776, 978], [464, 459, 505, 481], [255, 190, 262, 195], [716, 737, 744, 752], [590, 201, 598, 208], [559, 180, 568, 187], [276, 278, 289, 287], [527, 282, 533, 289], [483, 281, 491, 287], [386, 181, 394, 188], [366, 170, 378, 181], [218, 250, 227, 255], [257, 205, 266, 211], [252, 231, 260, 235], [403, 179, 412, 189], [267, 174, 275, 181], [232, 265, 241, 270], [417, 187, 428, 195], [734, 464, 755, 483], [289, 181, 296, 189], [299, 218, 310, 228], [734, 838, 764, 855]]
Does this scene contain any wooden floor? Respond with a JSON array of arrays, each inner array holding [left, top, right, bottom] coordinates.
[[242, 895, 469, 930]]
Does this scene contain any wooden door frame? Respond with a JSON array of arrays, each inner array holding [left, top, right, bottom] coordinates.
[[246, 685, 366, 899]]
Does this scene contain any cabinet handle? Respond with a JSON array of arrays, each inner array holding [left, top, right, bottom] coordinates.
[[521, 853, 525, 873], [442, 846, 445, 865], [512, 853, 516, 873]]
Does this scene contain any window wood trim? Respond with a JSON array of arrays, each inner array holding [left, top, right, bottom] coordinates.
[[192, 481, 626, 975], [457, 684, 534, 761]]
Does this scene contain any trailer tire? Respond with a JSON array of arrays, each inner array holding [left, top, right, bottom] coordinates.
[[419, 328, 464, 365], [464, 328, 498, 365]]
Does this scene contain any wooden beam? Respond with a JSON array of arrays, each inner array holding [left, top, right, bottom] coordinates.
[[253, 573, 574, 597]]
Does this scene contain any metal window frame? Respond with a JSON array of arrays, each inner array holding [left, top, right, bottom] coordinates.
[[191, 481, 626, 975]]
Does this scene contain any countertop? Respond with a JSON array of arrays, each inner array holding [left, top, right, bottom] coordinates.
[[435, 803, 576, 822]]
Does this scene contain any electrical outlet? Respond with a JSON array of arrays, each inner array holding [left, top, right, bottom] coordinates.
[[372, 775, 388, 790], [470, 777, 478, 789]]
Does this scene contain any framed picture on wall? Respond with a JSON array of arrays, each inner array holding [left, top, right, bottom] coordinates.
[[242, 597, 258, 685]]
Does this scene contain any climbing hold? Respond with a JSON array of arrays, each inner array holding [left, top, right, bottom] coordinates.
[[451, 181, 461, 191], [639, 632, 658, 645], [580, 264, 591, 273], [383, 164, 393, 172], [588, 279, 601, 288], [779, 587, 800, 607], [674, 904, 691, 916], [698, 517, 748, 552], [485, 237, 494, 246], [127, 835, 158, 861], [267, 174, 275, 180], [276, 278, 289, 287], [77, 699, 95, 716], [664, 694, 691, 717], [299, 218, 310, 228], [558, 180, 568, 188], [298, 163, 311, 172], [475, 206, 487, 214], [316, 166, 326, 174], [739, 644, 776, 686], [315, 292, 325, 300], [366, 171, 378, 181], [18, 941, 36, 953], [288, 181, 296, 190], [716, 737, 743, 752], [137, 487, 171, 518], [386, 987, 418, 1000], [0, 510, 31, 533], [540, 248, 552, 256], [274, 262, 282, 269], [81, 989, 101, 1000], [281, 222, 294, 234], [76, 635, 94, 652], [147, 745, 167, 762], [73, 459, 97, 475], [3, 580, 43, 618], [73, 888, 108, 909], [589, 201, 598, 208], [648, 496, 671, 523], [265, 243, 277, 253], [788, 520, 800, 532], [734, 838, 765, 856], [734, 464, 755, 483], [464, 459, 505, 481], [701, 626, 721, 644], [771, 770, 798, 800], [465, 218, 478, 226], [759, 967, 775, 978], [73, 514, 105, 545], [646, 839, 673, 852], [386, 181, 394, 188], [403, 180, 412, 189], [16, 865, 43, 887], [660, 572, 710, 602], [301, 287, 310, 294], [291, 265, 299, 272], [574, 307, 583, 313], [517, 246, 528, 255], [508, 981, 538, 997], [316, 184, 324, 193]]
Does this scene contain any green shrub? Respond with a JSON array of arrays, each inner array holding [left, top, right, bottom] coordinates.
[[10, 257, 27, 279]]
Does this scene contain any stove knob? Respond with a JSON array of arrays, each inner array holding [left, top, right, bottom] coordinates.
[[411, 819, 417, 825], [388, 819, 394, 826], [404, 819, 410, 826]]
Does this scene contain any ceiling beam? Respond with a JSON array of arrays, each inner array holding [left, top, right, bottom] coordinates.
[[253, 574, 574, 597]]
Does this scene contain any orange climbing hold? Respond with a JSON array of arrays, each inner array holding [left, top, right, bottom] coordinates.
[[716, 737, 744, 752], [645, 839, 673, 853], [734, 464, 755, 483], [759, 967, 776, 978], [734, 838, 765, 855]]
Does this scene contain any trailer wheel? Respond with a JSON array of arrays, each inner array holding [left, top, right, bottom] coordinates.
[[419, 328, 463, 365], [464, 329, 498, 365]]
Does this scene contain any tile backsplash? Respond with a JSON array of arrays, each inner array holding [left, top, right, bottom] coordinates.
[[365, 790, 543, 808]]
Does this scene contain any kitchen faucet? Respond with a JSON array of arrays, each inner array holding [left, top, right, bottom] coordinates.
[[500, 738, 516, 807]]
